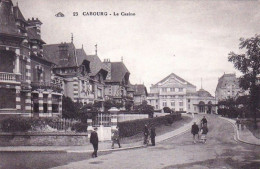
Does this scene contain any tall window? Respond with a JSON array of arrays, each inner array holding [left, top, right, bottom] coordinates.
[[179, 101, 183, 106], [170, 88, 174, 92], [179, 88, 183, 92], [163, 101, 167, 107], [171, 101, 175, 106], [162, 88, 167, 92], [20, 59, 27, 81]]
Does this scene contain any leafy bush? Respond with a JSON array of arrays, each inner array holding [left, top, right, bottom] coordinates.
[[134, 100, 154, 118], [1, 117, 31, 132], [163, 107, 172, 113], [167, 116, 174, 124], [125, 101, 133, 111], [118, 114, 181, 137], [217, 107, 256, 118], [71, 122, 88, 132], [62, 96, 82, 119]]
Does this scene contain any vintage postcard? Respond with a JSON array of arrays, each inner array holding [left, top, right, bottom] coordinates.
[[0, 0, 259, 168]]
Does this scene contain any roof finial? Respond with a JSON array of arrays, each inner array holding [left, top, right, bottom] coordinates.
[[71, 33, 73, 43], [82, 44, 83, 49], [121, 56, 123, 62], [16, 2, 19, 6], [201, 78, 203, 89], [95, 44, 97, 55]]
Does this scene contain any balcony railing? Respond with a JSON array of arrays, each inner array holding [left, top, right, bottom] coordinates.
[[0, 72, 20, 83], [31, 81, 63, 93]]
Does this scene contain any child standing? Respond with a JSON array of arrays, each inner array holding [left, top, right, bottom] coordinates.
[[200, 125, 208, 143]]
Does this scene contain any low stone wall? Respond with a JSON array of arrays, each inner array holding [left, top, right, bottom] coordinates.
[[118, 114, 148, 122], [0, 132, 88, 146]]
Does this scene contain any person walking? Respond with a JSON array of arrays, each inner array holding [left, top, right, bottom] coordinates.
[[200, 124, 208, 143], [191, 122, 199, 143], [201, 116, 207, 127], [150, 127, 156, 146], [90, 127, 99, 158], [111, 126, 121, 149], [235, 117, 241, 130], [144, 124, 149, 145]]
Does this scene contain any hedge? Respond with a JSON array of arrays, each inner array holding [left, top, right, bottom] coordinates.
[[1, 117, 31, 132], [218, 108, 260, 118], [71, 122, 88, 132], [0, 117, 88, 133], [118, 113, 181, 137]]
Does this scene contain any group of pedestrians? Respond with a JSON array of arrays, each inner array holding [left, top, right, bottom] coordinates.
[[89, 124, 157, 158], [89, 126, 122, 158], [191, 116, 208, 144], [90, 116, 208, 158], [143, 124, 156, 146]]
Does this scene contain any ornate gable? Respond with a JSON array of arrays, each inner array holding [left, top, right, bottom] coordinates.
[[159, 75, 186, 87]]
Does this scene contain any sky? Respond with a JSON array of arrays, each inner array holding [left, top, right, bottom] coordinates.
[[13, 0, 260, 96]]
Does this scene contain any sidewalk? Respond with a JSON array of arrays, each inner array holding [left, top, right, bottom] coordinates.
[[219, 116, 260, 146], [0, 114, 200, 153]]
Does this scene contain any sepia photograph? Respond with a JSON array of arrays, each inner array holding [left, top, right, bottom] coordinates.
[[0, 0, 259, 168]]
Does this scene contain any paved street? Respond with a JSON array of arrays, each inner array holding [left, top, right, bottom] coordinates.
[[52, 115, 260, 169], [0, 115, 259, 169]]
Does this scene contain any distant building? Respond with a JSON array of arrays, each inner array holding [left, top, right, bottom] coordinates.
[[147, 73, 216, 114], [0, 0, 62, 117], [215, 73, 241, 102], [103, 59, 130, 103], [43, 43, 108, 105], [131, 84, 148, 106]]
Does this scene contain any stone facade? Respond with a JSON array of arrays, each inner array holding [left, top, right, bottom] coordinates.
[[130, 84, 148, 106], [103, 59, 131, 104], [43, 43, 108, 105], [147, 73, 216, 114], [215, 73, 241, 102], [0, 0, 62, 117]]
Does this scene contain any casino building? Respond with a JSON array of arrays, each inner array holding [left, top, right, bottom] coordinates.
[[147, 73, 216, 114]]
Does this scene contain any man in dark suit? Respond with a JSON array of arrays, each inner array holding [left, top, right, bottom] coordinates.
[[150, 127, 156, 146], [191, 122, 199, 143], [90, 127, 99, 158]]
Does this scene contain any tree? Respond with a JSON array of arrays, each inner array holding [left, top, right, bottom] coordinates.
[[62, 96, 81, 119], [163, 107, 172, 113], [228, 34, 260, 129], [125, 101, 133, 111], [135, 100, 154, 118], [104, 100, 114, 111]]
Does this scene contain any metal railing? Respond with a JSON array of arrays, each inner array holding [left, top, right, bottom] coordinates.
[[92, 113, 111, 127], [31, 81, 63, 92]]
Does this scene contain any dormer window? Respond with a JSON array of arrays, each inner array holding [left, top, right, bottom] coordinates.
[[34, 65, 44, 82]]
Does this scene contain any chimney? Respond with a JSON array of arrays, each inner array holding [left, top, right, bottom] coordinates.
[[58, 42, 69, 66], [103, 58, 111, 80], [27, 17, 42, 36]]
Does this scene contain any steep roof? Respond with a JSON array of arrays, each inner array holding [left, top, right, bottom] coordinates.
[[43, 43, 78, 67], [0, 0, 21, 36], [85, 54, 107, 77], [216, 73, 239, 90], [106, 62, 130, 83], [75, 48, 87, 66], [154, 73, 196, 87], [132, 84, 148, 96], [43, 44, 107, 76], [13, 6, 27, 24], [197, 89, 213, 97]]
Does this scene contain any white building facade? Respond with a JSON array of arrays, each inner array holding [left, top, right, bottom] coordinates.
[[147, 73, 217, 114]]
